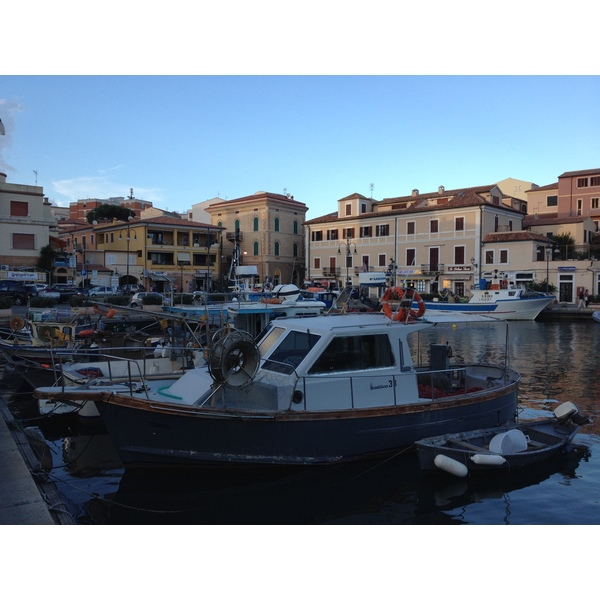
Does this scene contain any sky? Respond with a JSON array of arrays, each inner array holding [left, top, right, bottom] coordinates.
[[2, 5, 599, 223], [3, 75, 599, 222]]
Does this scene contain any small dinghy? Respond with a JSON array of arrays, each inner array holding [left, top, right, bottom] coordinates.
[[415, 401, 591, 477]]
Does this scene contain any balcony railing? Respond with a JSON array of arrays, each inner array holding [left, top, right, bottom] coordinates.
[[420, 264, 445, 275], [322, 268, 340, 277]]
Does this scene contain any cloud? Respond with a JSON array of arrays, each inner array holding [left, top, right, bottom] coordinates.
[[0, 98, 24, 174], [51, 175, 165, 206]]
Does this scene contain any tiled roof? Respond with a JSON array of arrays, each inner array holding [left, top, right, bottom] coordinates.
[[525, 182, 557, 192], [523, 214, 591, 227], [483, 231, 550, 243], [207, 191, 308, 209], [558, 168, 600, 178], [380, 184, 497, 204]]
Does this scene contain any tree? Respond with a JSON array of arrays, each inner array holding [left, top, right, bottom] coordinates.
[[87, 204, 135, 224], [551, 232, 576, 260], [37, 244, 58, 283]]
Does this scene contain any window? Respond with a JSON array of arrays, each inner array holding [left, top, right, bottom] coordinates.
[[592, 198, 599, 209], [314, 257, 321, 269], [327, 229, 339, 241], [293, 220, 298, 234], [342, 227, 355, 239], [454, 246, 465, 265], [376, 224, 389, 237], [378, 254, 386, 267], [274, 241, 280, 256], [360, 226, 372, 238], [308, 334, 395, 374], [12, 233, 35, 249], [293, 243, 298, 258], [494, 216, 499, 231], [547, 195, 558, 207], [406, 248, 416, 266], [407, 221, 415, 235], [361, 203, 367, 214], [485, 250, 494, 264], [235, 219, 240, 232], [500, 250, 508, 264], [455, 217, 464, 231], [577, 199, 583, 216], [274, 217, 280, 232], [312, 231, 323, 242], [253, 241, 259, 256], [253, 217, 259, 231], [430, 220, 438, 233], [345, 204, 352, 216], [577, 177, 589, 188], [10, 201, 28, 217], [263, 330, 321, 374], [591, 176, 600, 186]]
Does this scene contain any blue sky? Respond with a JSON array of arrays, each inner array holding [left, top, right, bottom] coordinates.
[[2, 7, 599, 222]]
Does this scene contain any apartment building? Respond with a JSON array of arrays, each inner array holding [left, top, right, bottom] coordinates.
[[305, 184, 532, 296], [205, 191, 309, 289], [0, 172, 54, 284]]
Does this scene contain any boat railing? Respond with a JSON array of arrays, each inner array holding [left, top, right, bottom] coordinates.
[[43, 344, 202, 399]]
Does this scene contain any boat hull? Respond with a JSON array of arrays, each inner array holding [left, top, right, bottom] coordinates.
[[423, 296, 554, 321], [94, 385, 519, 467]]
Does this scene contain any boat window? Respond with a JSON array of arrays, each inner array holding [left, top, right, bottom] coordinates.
[[308, 334, 395, 374], [257, 326, 286, 356], [262, 330, 321, 374]]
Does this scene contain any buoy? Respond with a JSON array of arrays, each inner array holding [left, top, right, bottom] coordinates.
[[470, 453, 507, 466], [434, 454, 468, 477], [452, 324, 457, 330]]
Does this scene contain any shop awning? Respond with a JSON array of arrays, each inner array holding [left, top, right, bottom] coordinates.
[[151, 273, 175, 282]]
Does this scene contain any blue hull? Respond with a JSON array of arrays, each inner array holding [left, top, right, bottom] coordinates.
[[95, 387, 519, 467]]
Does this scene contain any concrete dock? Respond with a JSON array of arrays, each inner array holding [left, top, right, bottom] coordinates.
[[0, 399, 74, 525]]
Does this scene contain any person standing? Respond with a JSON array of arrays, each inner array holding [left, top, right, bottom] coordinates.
[[585, 289, 590, 308], [577, 288, 586, 309]]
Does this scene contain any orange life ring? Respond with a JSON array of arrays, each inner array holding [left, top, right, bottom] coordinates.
[[381, 287, 425, 321], [500, 279, 508, 289]]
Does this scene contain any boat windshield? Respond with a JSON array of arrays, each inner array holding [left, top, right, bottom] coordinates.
[[308, 333, 395, 374], [261, 328, 321, 374]]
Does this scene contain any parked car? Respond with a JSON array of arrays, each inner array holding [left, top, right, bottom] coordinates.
[[88, 285, 120, 298], [24, 284, 39, 298], [119, 284, 146, 296], [0, 280, 34, 306], [40, 285, 89, 303], [128, 292, 170, 308]]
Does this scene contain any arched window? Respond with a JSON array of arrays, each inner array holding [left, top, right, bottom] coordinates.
[[293, 243, 298, 258], [235, 219, 240, 233], [253, 216, 259, 231], [274, 241, 280, 256], [274, 217, 280, 232], [253, 241, 259, 256]]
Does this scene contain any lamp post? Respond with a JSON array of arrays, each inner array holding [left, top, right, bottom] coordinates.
[[338, 235, 357, 289], [119, 216, 135, 290], [387, 258, 397, 287]]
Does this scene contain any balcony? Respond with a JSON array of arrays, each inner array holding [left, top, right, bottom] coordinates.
[[420, 264, 445, 276], [226, 232, 243, 242], [322, 267, 340, 277]]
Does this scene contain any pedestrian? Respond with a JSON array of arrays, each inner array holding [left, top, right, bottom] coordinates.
[[585, 289, 590, 308], [577, 288, 586, 309]]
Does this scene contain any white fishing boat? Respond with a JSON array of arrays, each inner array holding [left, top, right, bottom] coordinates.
[[34, 292, 521, 468], [419, 274, 555, 321]]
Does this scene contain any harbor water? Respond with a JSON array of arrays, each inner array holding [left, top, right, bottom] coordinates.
[[2, 318, 600, 525]]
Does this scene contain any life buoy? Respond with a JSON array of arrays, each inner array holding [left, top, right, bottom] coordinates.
[[500, 279, 508, 289], [381, 287, 425, 321], [10, 316, 25, 331]]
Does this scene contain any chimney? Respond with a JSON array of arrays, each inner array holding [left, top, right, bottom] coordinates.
[[412, 189, 419, 197], [438, 186, 445, 194]]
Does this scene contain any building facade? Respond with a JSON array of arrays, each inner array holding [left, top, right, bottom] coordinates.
[[205, 191, 309, 289]]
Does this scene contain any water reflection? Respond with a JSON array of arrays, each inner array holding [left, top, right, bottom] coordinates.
[[2, 319, 599, 524]]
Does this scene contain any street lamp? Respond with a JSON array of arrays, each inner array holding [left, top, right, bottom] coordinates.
[[119, 216, 136, 290], [338, 235, 357, 289]]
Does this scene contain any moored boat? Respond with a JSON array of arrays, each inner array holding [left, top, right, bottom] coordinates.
[[34, 297, 521, 468], [415, 401, 590, 477]]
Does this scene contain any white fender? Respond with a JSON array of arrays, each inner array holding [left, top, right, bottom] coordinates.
[[434, 454, 468, 477], [470, 453, 507, 466]]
